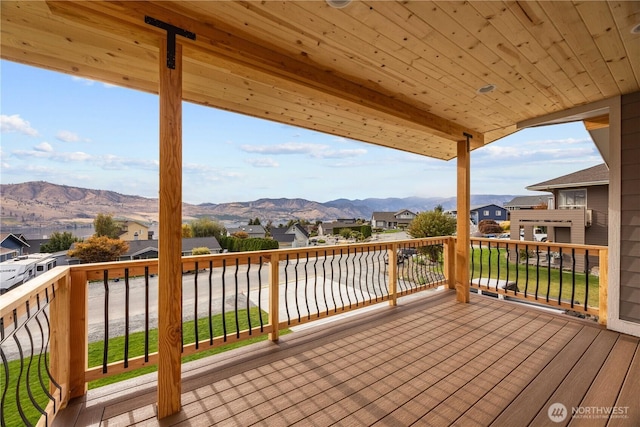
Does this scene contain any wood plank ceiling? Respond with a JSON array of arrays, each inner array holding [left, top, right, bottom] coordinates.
[[2, 1, 639, 160]]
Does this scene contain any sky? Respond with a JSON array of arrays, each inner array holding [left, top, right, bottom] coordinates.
[[1, 60, 604, 205]]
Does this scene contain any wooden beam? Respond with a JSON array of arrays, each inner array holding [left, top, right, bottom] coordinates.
[[583, 114, 609, 131], [157, 39, 183, 419], [44, 0, 483, 146], [455, 139, 471, 303]]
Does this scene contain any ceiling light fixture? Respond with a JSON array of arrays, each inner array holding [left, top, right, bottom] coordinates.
[[326, 0, 352, 8], [477, 84, 497, 94], [631, 23, 640, 34]]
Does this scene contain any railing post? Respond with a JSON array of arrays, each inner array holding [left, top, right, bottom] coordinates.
[[444, 237, 456, 290], [69, 269, 88, 398], [599, 248, 608, 326], [388, 244, 398, 306], [49, 272, 71, 408], [269, 253, 280, 341]]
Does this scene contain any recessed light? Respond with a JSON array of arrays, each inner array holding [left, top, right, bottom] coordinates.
[[631, 23, 640, 34], [326, 0, 352, 8], [477, 84, 497, 94]]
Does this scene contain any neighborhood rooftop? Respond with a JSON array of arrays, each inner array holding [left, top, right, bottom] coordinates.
[[527, 163, 609, 191]]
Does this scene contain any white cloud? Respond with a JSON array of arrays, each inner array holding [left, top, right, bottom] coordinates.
[[34, 142, 54, 153], [72, 76, 117, 88], [246, 158, 279, 168], [240, 142, 366, 159], [0, 114, 39, 137], [56, 130, 90, 143]]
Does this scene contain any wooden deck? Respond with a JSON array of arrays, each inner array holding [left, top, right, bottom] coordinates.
[[54, 291, 640, 427]]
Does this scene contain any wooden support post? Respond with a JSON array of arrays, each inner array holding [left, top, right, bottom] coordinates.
[[49, 273, 71, 406], [388, 244, 398, 306], [456, 138, 471, 303], [269, 254, 280, 341], [68, 270, 88, 398], [157, 39, 183, 419], [444, 237, 456, 290], [599, 248, 608, 326]]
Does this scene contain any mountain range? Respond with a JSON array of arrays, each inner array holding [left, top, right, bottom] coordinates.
[[0, 181, 521, 228]]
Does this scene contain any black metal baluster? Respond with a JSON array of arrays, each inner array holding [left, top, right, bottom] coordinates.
[[505, 245, 511, 294], [234, 259, 240, 338], [258, 257, 264, 331], [524, 244, 530, 297], [294, 253, 301, 322], [479, 241, 484, 289], [41, 288, 61, 402], [350, 248, 359, 306], [1, 326, 10, 426], [585, 250, 590, 311], [357, 248, 365, 302], [471, 241, 476, 283], [341, 249, 351, 308], [222, 259, 227, 341], [488, 241, 493, 290], [546, 247, 551, 303], [515, 243, 520, 291], [303, 253, 311, 319], [246, 258, 252, 334], [330, 250, 339, 312], [558, 248, 564, 305], [366, 248, 377, 301], [312, 252, 320, 317], [124, 268, 130, 367], [321, 251, 329, 315], [208, 260, 214, 344], [285, 254, 291, 324], [25, 301, 47, 423], [102, 270, 109, 373], [33, 294, 55, 414], [145, 266, 150, 361], [12, 308, 29, 426], [535, 246, 540, 300], [570, 248, 576, 308], [194, 262, 199, 348]]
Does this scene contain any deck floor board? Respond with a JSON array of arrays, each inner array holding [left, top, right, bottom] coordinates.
[[54, 291, 640, 427]]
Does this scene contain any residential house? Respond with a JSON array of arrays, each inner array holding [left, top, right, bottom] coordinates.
[[270, 223, 309, 248], [119, 237, 222, 260], [0, 233, 30, 262], [370, 210, 416, 230], [510, 163, 609, 271], [504, 195, 552, 211], [227, 225, 267, 239], [447, 204, 509, 225], [119, 221, 150, 241], [318, 220, 368, 236]]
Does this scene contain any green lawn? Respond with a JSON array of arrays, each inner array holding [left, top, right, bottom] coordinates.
[[3, 308, 288, 427], [470, 247, 600, 308]]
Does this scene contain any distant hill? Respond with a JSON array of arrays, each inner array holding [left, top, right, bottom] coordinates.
[[0, 181, 521, 229]]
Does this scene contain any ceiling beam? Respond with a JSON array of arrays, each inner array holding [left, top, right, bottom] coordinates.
[[45, 0, 484, 147]]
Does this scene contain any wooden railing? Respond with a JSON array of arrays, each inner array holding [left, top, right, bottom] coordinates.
[[469, 237, 608, 324], [0, 236, 609, 426]]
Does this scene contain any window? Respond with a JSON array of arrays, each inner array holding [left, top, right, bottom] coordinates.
[[496, 210, 502, 216], [483, 210, 490, 216], [558, 189, 587, 209]]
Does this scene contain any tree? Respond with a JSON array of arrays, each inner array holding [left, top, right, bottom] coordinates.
[[40, 231, 80, 253], [407, 209, 456, 262], [232, 231, 249, 239], [253, 217, 261, 225], [67, 235, 129, 263], [407, 209, 456, 239], [189, 217, 226, 239], [182, 223, 193, 238], [94, 213, 121, 238]]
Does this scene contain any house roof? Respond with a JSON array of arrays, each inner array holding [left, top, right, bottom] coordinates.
[[504, 195, 550, 208], [470, 204, 507, 212], [526, 163, 609, 192], [228, 225, 266, 236], [122, 237, 222, 257], [2, 1, 637, 161], [0, 233, 31, 248], [269, 228, 295, 244]]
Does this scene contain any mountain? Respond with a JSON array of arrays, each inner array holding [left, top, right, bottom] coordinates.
[[0, 181, 521, 229]]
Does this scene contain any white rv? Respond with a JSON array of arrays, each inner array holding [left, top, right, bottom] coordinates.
[[0, 254, 56, 294]]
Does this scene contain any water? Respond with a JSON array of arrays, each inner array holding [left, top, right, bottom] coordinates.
[[0, 224, 97, 240]]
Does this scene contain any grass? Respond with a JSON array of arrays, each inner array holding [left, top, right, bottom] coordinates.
[[3, 308, 289, 427], [470, 247, 600, 308]]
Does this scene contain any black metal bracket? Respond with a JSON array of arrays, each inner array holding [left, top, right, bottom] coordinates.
[[145, 16, 196, 69], [463, 132, 473, 148]]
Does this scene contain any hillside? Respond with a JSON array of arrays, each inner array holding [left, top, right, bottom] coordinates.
[[0, 181, 520, 229]]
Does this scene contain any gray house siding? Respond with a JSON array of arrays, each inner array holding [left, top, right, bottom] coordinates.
[[620, 91, 640, 324]]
